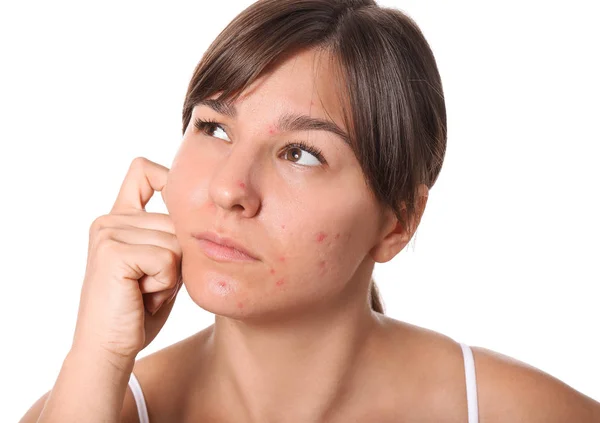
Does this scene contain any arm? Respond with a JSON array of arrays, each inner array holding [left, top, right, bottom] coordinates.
[[26, 347, 135, 423], [473, 346, 600, 422]]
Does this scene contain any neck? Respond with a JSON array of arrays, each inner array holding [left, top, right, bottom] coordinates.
[[203, 285, 382, 423]]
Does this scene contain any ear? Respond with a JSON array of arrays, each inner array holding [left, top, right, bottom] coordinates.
[[368, 184, 429, 263]]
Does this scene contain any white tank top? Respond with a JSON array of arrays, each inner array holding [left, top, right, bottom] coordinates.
[[128, 342, 479, 423]]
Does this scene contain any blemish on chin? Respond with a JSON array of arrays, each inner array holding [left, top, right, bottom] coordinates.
[[316, 232, 327, 242], [275, 278, 285, 287]]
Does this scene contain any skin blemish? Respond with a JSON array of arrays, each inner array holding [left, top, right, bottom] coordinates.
[[270, 268, 276, 275], [237, 302, 244, 309], [238, 181, 246, 189], [279, 256, 286, 262], [335, 233, 340, 240], [281, 224, 286, 229], [316, 231, 328, 242], [268, 125, 277, 135], [319, 260, 327, 275], [275, 278, 285, 287], [218, 281, 227, 289]]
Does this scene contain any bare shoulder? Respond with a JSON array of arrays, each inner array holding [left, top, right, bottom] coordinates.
[[471, 345, 600, 423], [375, 315, 600, 423], [122, 326, 213, 423]]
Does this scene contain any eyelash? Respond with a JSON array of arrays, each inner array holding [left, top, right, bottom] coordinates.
[[193, 117, 327, 165]]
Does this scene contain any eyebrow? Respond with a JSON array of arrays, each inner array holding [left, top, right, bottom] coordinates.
[[195, 99, 351, 145]]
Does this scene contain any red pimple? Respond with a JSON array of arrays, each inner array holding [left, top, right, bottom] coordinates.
[[316, 232, 327, 242], [238, 181, 246, 189], [270, 268, 276, 275], [218, 281, 227, 288], [275, 278, 285, 286], [268, 125, 276, 135], [279, 256, 286, 262], [237, 302, 244, 309]]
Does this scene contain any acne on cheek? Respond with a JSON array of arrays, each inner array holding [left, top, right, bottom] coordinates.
[[319, 260, 327, 275]]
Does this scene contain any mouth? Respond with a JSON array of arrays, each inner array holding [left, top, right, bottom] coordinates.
[[192, 231, 259, 262]]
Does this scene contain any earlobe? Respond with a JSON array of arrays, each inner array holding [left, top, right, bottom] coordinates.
[[369, 185, 429, 263], [369, 218, 410, 263]]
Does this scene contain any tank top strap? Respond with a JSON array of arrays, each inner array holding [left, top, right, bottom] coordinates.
[[459, 342, 479, 423], [128, 371, 150, 423]]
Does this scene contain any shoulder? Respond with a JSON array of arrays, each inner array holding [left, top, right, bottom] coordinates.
[[122, 326, 213, 423], [471, 345, 600, 422], [377, 316, 600, 422]]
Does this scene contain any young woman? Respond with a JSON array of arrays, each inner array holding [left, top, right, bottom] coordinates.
[[21, 0, 600, 422]]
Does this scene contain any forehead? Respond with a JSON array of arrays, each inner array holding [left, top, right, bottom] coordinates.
[[206, 48, 349, 134]]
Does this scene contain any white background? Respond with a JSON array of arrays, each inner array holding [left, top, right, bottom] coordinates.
[[1, 0, 598, 420]]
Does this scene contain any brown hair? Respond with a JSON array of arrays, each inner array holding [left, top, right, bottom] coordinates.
[[181, 0, 447, 315]]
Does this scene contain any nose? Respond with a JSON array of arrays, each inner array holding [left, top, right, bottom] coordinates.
[[208, 142, 261, 218]]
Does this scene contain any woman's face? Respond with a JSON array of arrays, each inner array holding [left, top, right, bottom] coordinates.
[[165, 48, 393, 319]]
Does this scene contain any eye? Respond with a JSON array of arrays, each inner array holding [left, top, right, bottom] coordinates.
[[194, 117, 230, 142], [282, 141, 325, 167]]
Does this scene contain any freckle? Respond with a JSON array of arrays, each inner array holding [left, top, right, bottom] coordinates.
[[237, 301, 244, 308], [238, 181, 246, 189], [275, 278, 285, 286], [335, 233, 340, 240], [279, 256, 286, 262], [270, 268, 276, 275], [316, 232, 327, 242]]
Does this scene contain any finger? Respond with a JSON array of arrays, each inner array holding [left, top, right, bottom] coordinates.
[[100, 226, 181, 256], [106, 241, 180, 293], [143, 273, 183, 313], [110, 157, 169, 215], [91, 212, 176, 236]]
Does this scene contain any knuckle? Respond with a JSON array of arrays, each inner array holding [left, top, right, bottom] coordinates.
[[89, 215, 108, 235], [131, 156, 148, 170], [161, 248, 179, 269], [95, 226, 117, 242], [95, 236, 120, 257]]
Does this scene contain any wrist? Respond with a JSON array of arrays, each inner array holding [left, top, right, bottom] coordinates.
[[68, 343, 136, 375]]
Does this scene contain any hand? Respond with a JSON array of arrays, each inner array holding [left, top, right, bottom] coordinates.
[[71, 157, 183, 362]]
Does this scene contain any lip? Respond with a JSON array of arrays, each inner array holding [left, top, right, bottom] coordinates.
[[192, 231, 259, 262]]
